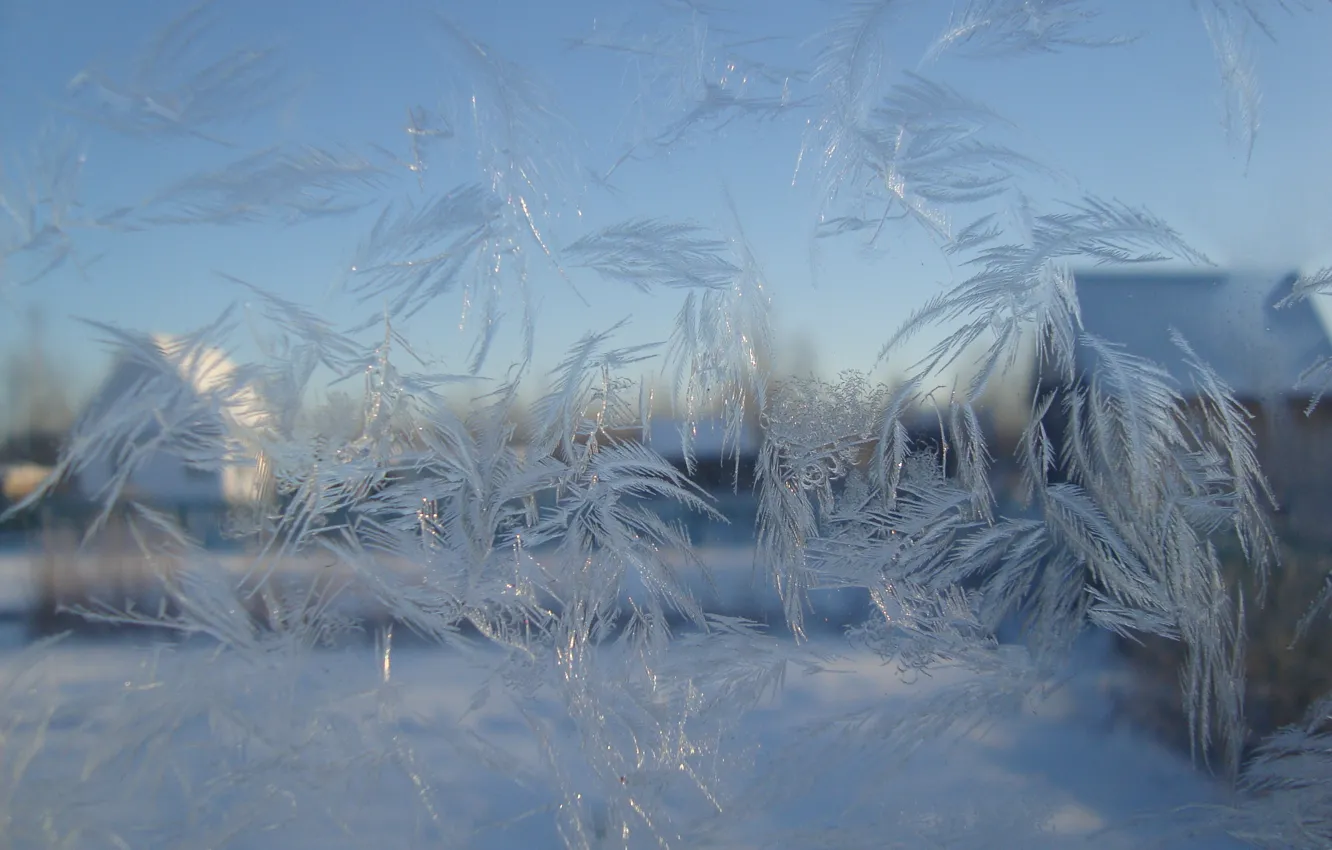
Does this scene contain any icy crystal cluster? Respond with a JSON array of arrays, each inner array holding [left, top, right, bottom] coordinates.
[[2, 0, 1332, 847]]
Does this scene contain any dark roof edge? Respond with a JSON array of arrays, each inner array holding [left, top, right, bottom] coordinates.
[[1070, 267, 1301, 284]]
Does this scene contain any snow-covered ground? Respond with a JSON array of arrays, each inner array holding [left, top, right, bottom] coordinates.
[[0, 628, 1248, 849], [0, 554, 35, 615], [0, 546, 1250, 848]]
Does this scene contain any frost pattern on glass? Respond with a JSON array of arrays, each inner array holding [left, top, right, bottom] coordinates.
[[923, 0, 1134, 60], [2, 1, 1330, 847], [63, 0, 287, 145]]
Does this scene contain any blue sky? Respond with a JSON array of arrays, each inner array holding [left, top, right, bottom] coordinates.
[[3, 0, 1332, 427]]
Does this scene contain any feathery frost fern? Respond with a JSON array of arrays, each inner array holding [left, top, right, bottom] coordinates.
[[3, 0, 1332, 847]]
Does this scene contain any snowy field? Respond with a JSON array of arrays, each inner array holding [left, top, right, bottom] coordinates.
[[0, 549, 1252, 849], [0, 630, 1248, 848], [0, 556, 32, 615]]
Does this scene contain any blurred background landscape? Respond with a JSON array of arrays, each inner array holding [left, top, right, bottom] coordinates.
[[5, 265, 1332, 769], [6, 1, 1332, 843]]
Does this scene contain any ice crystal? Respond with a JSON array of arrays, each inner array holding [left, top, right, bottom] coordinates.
[[3, 0, 1331, 847], [923, 0, 1134, 61], [63, 0, 287, 145]]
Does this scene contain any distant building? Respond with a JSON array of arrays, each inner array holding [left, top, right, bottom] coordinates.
[[70, 334, 272, 546], [645, 416, 761, 488], [1, 463, 54, 503], [0, 430, 64, 469], [1035, 269, 1332, 542], [637, 416, 762, 546], [0, 432, 64, 533]]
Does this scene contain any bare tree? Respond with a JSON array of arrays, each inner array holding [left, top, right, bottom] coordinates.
[[1, 305, 74, 457]]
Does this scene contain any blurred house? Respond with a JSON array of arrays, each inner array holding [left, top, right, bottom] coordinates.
[[1, 463, 54, 503], [1034, 269, 1332, 543], [635, 416, 762, 546], [69, 334, 273, 547], [0, 430, 63, 469], [0, 432, 73, 538], [0, 432, 59, 505], [645, 417, 761, 487]]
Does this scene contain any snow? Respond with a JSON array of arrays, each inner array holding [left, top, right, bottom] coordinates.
[[0, 555, 36, 614], [0, 627, 1247, 848], [0, 549, 1249, 848]]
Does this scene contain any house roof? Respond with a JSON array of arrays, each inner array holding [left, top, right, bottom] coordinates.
[[82, 334, 270, 436], [1067, 269, 1331, 401]]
